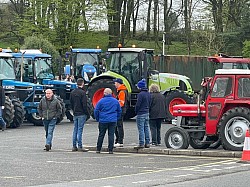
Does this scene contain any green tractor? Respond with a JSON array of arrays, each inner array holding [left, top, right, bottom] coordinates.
[[87, 47, 194, 120]]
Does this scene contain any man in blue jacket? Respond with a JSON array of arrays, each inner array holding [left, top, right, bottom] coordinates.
[[94, 88, 121, 154], [134, 79, 151, 149]]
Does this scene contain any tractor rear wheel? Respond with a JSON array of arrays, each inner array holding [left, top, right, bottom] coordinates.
[[3, 96, 14, 128], [88, 79, 116, 117], [164, 127, 189, 149], [219, 107, 250, 151], [165, 90, 193, 120], [10, 99, 25, 128]]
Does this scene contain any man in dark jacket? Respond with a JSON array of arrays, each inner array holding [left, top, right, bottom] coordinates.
[[94, 88, 121, 154], [70, 78, 89, 152], [0, 85, 6, 131], [114, 78, 128, 147], [38, 89, 62, 151], [149, 84, 167, 146], [134, 79, 151, 149]]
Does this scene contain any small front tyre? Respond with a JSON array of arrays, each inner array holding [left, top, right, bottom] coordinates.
[[164, 127, 189, 149]]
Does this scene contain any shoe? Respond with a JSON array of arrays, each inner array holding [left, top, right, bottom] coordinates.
[[45, 144, 50, 151], [157, 143, 161, 146], [72, 147, 78, 152], [109, 151, 113, 154], [134, 145, 144, 149], [145, 144, 150, 148], [44, 145, 52, 151], [96, 151, 101, 154], [78, 147, 89, 152], [151, 142, 157, 146], [114, 143, 123, 147]]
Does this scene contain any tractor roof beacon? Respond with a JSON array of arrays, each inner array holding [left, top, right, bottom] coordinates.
[[87, 46, 194, 120], [166, 69, 250, 151]]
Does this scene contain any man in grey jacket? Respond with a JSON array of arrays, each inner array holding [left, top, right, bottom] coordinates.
[[38, 89, 62, 151]]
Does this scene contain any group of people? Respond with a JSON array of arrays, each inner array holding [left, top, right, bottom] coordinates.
[[35, 77, 167, 153]]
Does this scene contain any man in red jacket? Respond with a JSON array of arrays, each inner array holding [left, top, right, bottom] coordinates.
[[114, 78, 128, 147]]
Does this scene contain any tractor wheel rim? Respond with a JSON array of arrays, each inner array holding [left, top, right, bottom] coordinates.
[[168, 132, 184, 149], [224, 117, 250, 147], [32, 113, 42, 120], [92, 88, 105, 107], [169, 98, 186, 115]]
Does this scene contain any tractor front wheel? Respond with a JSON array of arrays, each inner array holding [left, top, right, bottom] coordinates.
[[3, 96, 14, 128], [10, 99, 25, 128], [164, 127, 189, 149], [26, 113, 43, 126], [220, 107, 250, 151], [165, 90, 193, 121]]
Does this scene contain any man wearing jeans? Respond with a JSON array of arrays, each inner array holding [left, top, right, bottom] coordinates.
[[94, 88, 121, 154], [70, 78, 89, 152], [38, 89, 62, 151], [134, 79, 151, 149], [0, 85, 6, 131]]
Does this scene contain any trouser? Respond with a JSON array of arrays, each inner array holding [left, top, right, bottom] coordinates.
[[115, 115, 124, 144], [149, 119, 162, 145], [97, 122, 116, 152], [43, 119, 57, 146]]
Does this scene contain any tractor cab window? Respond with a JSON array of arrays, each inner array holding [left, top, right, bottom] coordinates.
[[216, 63, 250, 69], [15, 58, 34, 81], [211, 77, 232, 97], [35, 58, 54, 80], [238, 78, 250, 98], [0, 58, 15, 79], [75, 53, 99, 76]]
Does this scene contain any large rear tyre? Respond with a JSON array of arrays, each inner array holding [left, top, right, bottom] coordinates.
[[3, 96, 14, 128], [164, 127, 189, 149], [219, 107, 250, 151], [165, 90, 193, 120], [10, 99, 25, 128], [88, 79, 116, 108]]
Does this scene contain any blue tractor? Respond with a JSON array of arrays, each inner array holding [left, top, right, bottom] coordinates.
[[65, 48, 105, 83], [12, 49, 76, 122], [0, 51, 44, 127]]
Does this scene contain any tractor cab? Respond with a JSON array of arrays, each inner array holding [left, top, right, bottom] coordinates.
[[66, 48, 104, 82], [108, 47, 155, 91], [207, 53, 250, 70], [13, 50, 54, 84]]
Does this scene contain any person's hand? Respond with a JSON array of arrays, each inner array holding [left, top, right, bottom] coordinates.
[[1, 106, 4, 109]]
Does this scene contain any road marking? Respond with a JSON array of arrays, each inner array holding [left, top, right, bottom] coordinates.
[[2, 176, 26, 179], [132, 180, 152, 184], [174, 174, 193, 178]]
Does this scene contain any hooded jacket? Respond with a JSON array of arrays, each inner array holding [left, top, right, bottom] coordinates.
[[135, 87, 151, 115]]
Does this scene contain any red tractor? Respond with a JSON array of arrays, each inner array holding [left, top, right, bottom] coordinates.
[[165, 69, 250, 151]]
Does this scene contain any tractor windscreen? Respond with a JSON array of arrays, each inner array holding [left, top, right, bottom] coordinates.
[[0, 57, 15, 79], [76, 53, 99, 66], [35, 58, 54, 79], [214, 63, 250, 69]]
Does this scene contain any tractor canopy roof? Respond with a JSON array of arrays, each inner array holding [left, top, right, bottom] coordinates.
[[12, 49, 51, 59], [215, 69, 250, 75], [108, 48, 154, 53], [71, 48, 102, 53], [0, 53, 13, 58], [207, 56, 250, 63]]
